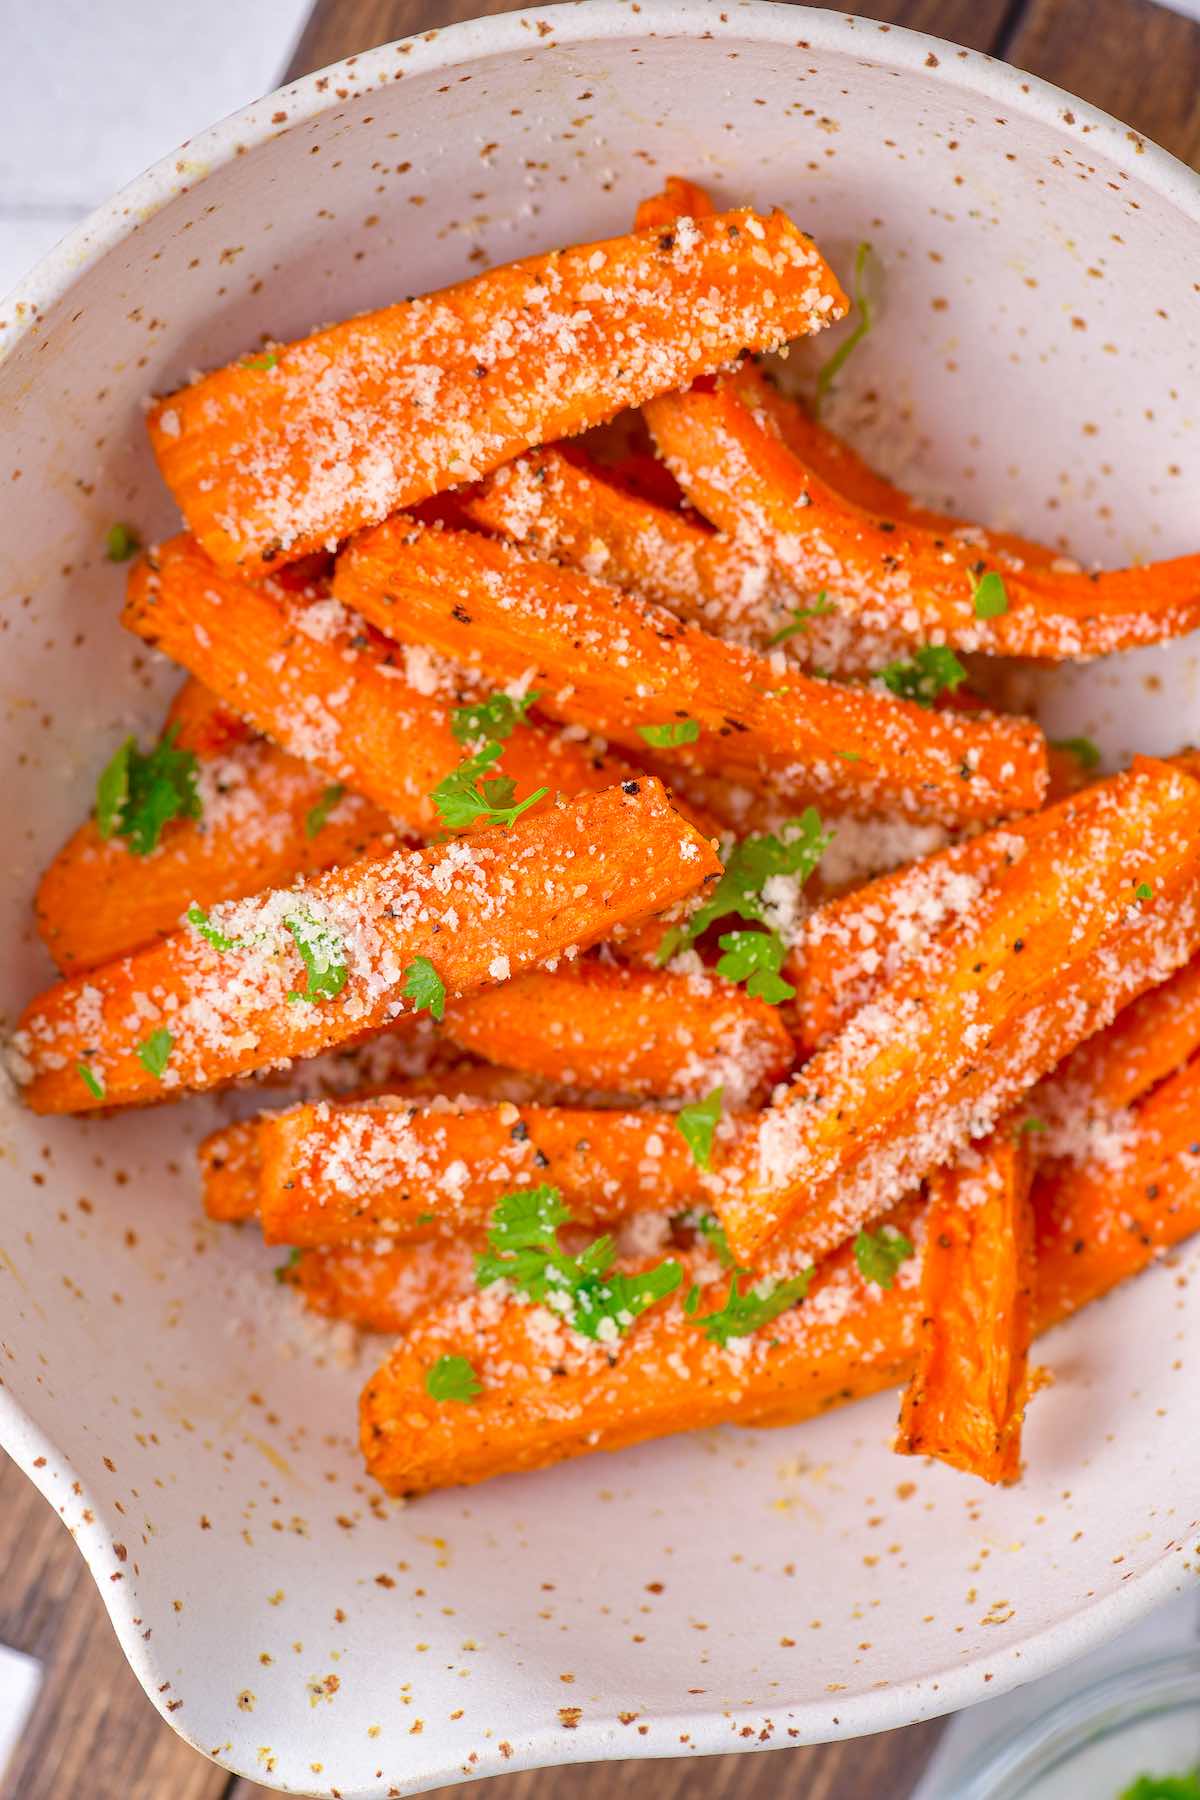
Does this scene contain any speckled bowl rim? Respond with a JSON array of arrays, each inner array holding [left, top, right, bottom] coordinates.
[[4, 1, 1200, 1783]]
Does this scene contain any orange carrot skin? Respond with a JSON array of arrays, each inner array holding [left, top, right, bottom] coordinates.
[[122, 536, 642, 836], [14, 779, 720, 1114], [1033, 1051, 1200, 1330], [148, 209, 847, 576], [286, 1239, 481, 1333], [200, 1117, 263, 1222], [895, 1132, 1036, 1484], [633, 177, 717, 231], [257, 1099, 719, 1248], [37, 730, 394, 976], [722, 762, 1200, 1264], [645, 378, 1200, 661], [442, 960, 792, 1104], [1036, 950, 1200, 1117], [334, 517, 1048, 828]]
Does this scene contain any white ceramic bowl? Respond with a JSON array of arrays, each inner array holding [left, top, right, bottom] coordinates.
[[4, 7, 1200, 1795]]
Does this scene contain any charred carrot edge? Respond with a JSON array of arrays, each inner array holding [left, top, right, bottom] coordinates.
[[895, 1131, 1036, 1485], [721, 761, 1200, 1264], [256, 1098, 721, 1248], [334, 517, 1047, 828], [14, 778, 720, 1114], [148, 208, 847, 576], [285, 1239, 482, 1334], [441, 960, 792, 1105], [122, 535, 650, 838], [37, 712, 396, 977], [644, 376, 1200, 662], [359, 1046, 1200, 1491]]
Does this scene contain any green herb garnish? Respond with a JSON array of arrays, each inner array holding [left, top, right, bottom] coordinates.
[[814, 240, 875, 417], [95, 724, 201, 856], [105, 522, 140, 562], [241, 350, 279, 372], [274, 1246, 303, 1283], [1017, 1116, 1048, 1137], [716, 929, 796, 1004], [284, 912, 348, 1005], [402, 955, 446, 1022], [972, 570, 1009, 619], [1135, 881, 1154, 901], [475, 1186, 682, 1341], [432, 742, 548, 830], [185, 903, 243, 952], [637, 719, 701, 749], [305, 783, 345, 839], [76, 1062, 104, 1101], [451, 690, 539, 746], [854, 1224, 914, 1289], [767, 592, 836, 646], [1050, 735, 1101, 772], [879, 644, 967, 708], [136, 1027, 173, 1080], [1118, 1771, 1200, 1800], [676, 1088, 723, 1170], [692, 1269, 813, 1346], [424, 1354, 483, 1404], [682, 1209, 748, 1274]]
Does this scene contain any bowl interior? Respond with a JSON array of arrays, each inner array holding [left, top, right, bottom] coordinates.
[[3, 9, 1200, 1795]]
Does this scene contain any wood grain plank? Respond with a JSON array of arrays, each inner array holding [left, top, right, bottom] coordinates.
[[285, 0, 1015, 82], [0, 1453, 228, 1800], [1006, 0, 1200, 167]]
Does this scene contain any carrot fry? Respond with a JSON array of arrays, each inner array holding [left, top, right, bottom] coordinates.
[[37, 700, 395, 976], [13, 778, 720, 1114], [200, 1118, 263, 1222], [122, 535, 646, 837], [162, 678, 256, 753], [285, 1239, 481, 1334], [719, 761, 1200, 1263], [256, 1099, 719, 1248], [1033, 1051, 1200, 1329], [442, 960, 792, 1104], [633, 176, 717, 231], [360, 1053, 1200, 1491], [148, 209, 847, 576], [645, 375, 1200, 661], [334, 517, 1047, 827], [1035, 951, 1200, 1120], [895, 1131, 1036, 1484]]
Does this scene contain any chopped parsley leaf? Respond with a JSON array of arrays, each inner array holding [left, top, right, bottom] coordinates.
[[676, 1087, 723, 1170], [692, 1269, 813, 1346], [185, 903, 243, 952], [284, 912, 348, 1004], [972, 570, 1009, 619], [716, 929, 796, 1004], [1118, 1772, 1200, 1800], [241, 350, 279, 372], [879, 644, 967, 708], [659, 809, 830, 966], [136, 1027, 173, 1079], [767, 592, 836, 646], [304, 782, 345, 839], [402, 955, 446, 1022], [814, 240, 875, 417], [425, 1354, 483, 1404], [854, 1224, 914, 1289], [95, 724, 201, 856], [76, 1061, 104, 1101], [274, 1246, 303, 1283], [475, 1185, 681, 1341], [1017, 1116, 1048, 1136], [1135, 881, 1154, 901], [451, 689, 539, 746], [432, 742, 547, 830], [637, 719, 701, 749], [681, 1209, 747, 1274], [105, 521, 140, 562], [1050, 735, 1101, 772]]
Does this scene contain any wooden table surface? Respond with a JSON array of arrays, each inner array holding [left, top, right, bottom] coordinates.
[[4, 0, 1200, 1795]]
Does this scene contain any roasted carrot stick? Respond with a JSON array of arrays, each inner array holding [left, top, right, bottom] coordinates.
[[441, 959, 792, 1104], [361, 1044, 1200, 1492], [645, 376, 1200, 661], [37, 710, 395, 976], [1033, 1050, 1200, 1329], [1035, 951, 1200, 1120], [894, 1131, 1036, 1484], [200, 1117, 264, 1222], [13, 778, 720, 1114], [256, 1098, 721, 1248], [122, 535, 646, 836], [633, 176, 717, 232], [334, 517, 1047, 827], [720, 761, 1200, 1263], [284, 1239, 481, 1334], [148, 208, 848, 576]]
